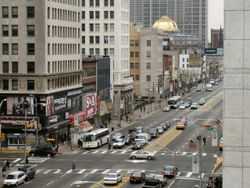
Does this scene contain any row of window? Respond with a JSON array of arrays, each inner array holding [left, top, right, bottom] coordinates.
[[82, 10, 114, 19], [2, 43, 35, 55], [82, 47, 114, 56], [2, 24, 35, 37], [130, 63, 140, 69], [50, 0, 80, 6], [2, 6, 34, 19], [47, 75, 81, 90], [131, 74, 140, 81], [130, 51, 140, 58], [48, 25, 80, 38], [2, 61, 35, 74], [82, 0, 114, 7], [83, 35, 114, 45], [130, 40, 139, 47], [48, 7, 80, 22], [48, 60, 81, 73], [81, 23, 114, 32], [1, 79, 35, 91], [48, 43, 80, 55]]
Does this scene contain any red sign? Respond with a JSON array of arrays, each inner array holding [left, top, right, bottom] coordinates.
[[69, 111, 86, 126], [85, 93, 97, 119]]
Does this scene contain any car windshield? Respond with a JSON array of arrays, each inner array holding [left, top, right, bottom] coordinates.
[[106, 174, 117, 178], [164, 166, 173, 171], [6, 175, 16, 179]]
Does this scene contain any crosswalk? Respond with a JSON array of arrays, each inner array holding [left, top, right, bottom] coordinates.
[[34, 167, 205, 181]]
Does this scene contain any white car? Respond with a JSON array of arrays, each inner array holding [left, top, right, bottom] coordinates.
[[199, 98, 206, 105], [162, 106, 170, 112], [179, 104, 186, 110], [112, 138, 126, 148], [3, 171, 27, 187], [103, 172, 123, 185], [190, 103, 198, 110], [129, 150, 155, 160]]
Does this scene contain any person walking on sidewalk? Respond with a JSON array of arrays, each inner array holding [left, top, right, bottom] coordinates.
[[72, 161, 76, 171], [2, 166, 6, 177], [203, 137, 207, 145]]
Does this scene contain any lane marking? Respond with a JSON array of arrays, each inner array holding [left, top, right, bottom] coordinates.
[[213, 154, 218, 158], [176, 171, 181, 177], [182, 152, 187, 156], [90, 169, 98, 174], [202, 153, 207, 157], [101, 150, 108, 154], [92, 150, 99, 154], [43, 169, 52, 174], [116, 169, 122, 173], [12, 158, 22, 163], [102, 169, 111, 174], [192, 152, 198, 156], [77, 169, 87, 174], [46, 180, 55, 186], [36, 168, 44, 174], [65, 169, 73, 174], [186, 172, 192, 178], [121, 150, 128, 154], [111, 150, 117, 154], [82, 151, 89, 155], [53, 169, 62, 174]]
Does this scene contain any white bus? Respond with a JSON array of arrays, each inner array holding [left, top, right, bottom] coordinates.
[[167, 96, 181, 109], [81, 128, 110, 149]]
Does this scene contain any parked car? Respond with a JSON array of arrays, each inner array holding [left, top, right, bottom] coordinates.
[[161, 165, 178, 178], [129, 150, 155, 160], [148, 128, 159, 138], [29, 144, 57, 157], [190, 103, 199, 110], [135, 133, 151, 144], [142, 173, 168, 188], [135, 126, 144, 134], [131, 141, 145, 150], [160, 123, 167, 131], [103, 172, 123, 185], [162, 106, 170, 112], [179, 103, 186, 110], [185, 100, 192, 108], [129, 170, 146, 184], [18, 165, 36, 181], [3, 171, 27, 187], [206, 83, 213, 91], [198, 98, 206, 105], [112, 132, 124, 140], [125, 135, 134, 145], [112, 137, 126, 149], [156, 126, 164, 134], [164, 121, 171, 130]]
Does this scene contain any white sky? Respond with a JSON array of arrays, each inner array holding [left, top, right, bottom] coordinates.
[[208, 0, 224, 41]]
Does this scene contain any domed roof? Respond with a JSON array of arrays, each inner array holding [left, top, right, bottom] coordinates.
[[153, 16, 179, 32]]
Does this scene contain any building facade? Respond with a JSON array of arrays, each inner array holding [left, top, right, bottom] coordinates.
[[130, 0, 208, 48], [0, 0, 82, 146], [224, 1, 250, 187], [130, 24, 141, 97], [81, 0, 133, 126], [211, 28, 224, 48]]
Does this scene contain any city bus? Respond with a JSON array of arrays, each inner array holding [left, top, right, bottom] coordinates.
[[80, 128, 110, 149], [167, 96, 181, 109]]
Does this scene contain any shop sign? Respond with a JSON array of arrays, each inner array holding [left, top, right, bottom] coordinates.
[[84, 93, 97, 119], [46, 96, 54, 116], [49, 115, 58, 124], [54, 97, 66, 112], [69, 111, 86, 126]]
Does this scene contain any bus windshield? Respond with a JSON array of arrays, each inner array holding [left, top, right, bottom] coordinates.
[[82, 134, 95, 142]]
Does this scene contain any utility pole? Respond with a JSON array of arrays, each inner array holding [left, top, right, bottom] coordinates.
[[197, 135, 202, 188]]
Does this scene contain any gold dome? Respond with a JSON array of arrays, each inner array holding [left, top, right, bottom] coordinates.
[[153, 16, 179, 32]]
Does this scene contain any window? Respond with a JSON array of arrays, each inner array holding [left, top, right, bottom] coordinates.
[[104, 11, 108, 19], [12, 61, 18, 73], [82, 0, 85, 6], [130, 63, 134, 69], [89, 36, 94, 44], [27, 7, 35, 18], [89, 0, 94, 7], [146, 63, 151, 69], [147, 40, 151, 47], [89, 11, 94, 19], [95, 48, 100, 55], [89, 23, 94, 32], [2, 7, 8, 18], [104, 48, 108, 56], [95, 23, 100, 32], [11, 25, 18, 36], [12, 79, 18, 90], [11, 43, 18, 55], [110, 0, 114, 6], [2, 61, 9, 73], [104, 23, 108, 32], [89, 48, 94, 55], [27, 43, 35, 55], [104, 36, 108, 44], [95, 11, 99, 19], [82, 11, 85, 19], [104, 0, 108, 6], [146, 51, 151, 58], [82, 36, 85, 44], [135, 75, 139, 81], [2, 43, 9, 55], [27, 25, 35, 36], [110, 11, 114, 19], [11, 7, 18, 18], [110, 48, 114, 56], [135, 52, 139, 57], [2, 25, 9, 36], [110, 23, 114, 32], [146, 75, 151, 82], [95, 36, 100, 44], [27, 62, 35, 73], [130, 52, 134, 57], [27, 80, 35, 90], [82, 24, 85, 31], [95, 0, 100, 7], [3, 80, 9, 90]]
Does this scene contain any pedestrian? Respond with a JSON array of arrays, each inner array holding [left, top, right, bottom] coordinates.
[[77, 139, 82, 148], [72, 161, 76, 171], [2, 166, 6, 177], [25, 156, 29, 164], [6, 160, 10, 169], [203, 137, 207, 145], [126, 115, 128, 122]]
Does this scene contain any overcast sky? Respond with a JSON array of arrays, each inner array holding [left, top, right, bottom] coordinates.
[[208, 0, 224, 41]]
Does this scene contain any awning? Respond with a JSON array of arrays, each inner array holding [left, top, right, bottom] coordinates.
[[46, 120, 69, 131], [79, 121, 93, 132]]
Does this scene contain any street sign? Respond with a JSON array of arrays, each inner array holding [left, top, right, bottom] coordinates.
[[204, 48, 217, 55]]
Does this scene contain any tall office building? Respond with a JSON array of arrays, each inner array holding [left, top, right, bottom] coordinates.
[[81, 0, 133, 125], [0, 0, 82, 144], [211, 28, 224, 48], [224, 1, 250, 188], [130, 0, 208, 48]]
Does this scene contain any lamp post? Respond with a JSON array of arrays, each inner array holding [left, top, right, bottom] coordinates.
[[23, 98, 29, 164]]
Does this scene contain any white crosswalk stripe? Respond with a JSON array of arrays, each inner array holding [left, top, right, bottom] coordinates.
[[185, 172, 192, 178], [101, 150, 108, 154], [90, 169, 98, 174], [77, 169, 86, 174], [43, 169, 52, 175], [53, 169, 62, 174], [102, 169, 111, 174]]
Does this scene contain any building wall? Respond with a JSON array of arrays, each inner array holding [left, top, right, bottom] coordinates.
[[224, 1, 250, 187], [179, 54, 189, 69]]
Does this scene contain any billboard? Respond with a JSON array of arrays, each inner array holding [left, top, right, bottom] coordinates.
[[83, 93, 97, 119]]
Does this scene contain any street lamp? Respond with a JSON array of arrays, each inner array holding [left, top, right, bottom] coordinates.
[[23, 98, 30, 164]]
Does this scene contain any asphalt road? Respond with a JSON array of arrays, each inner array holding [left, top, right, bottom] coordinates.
[[11, 85, 223, 188]]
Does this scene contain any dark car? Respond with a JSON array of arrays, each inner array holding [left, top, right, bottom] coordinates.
[[135, 126, 144, 134], [148, 128, 158, 138], [142, 173, 168, 188], [29, 144, 57, 157], [18, 165, 36, 181], [131, 141, 144, 150], [129, 170, 146, 184]]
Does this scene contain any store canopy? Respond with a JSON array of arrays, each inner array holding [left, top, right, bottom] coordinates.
[[79, 121, 93, 132]]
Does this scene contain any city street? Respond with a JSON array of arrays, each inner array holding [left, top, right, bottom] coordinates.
[[5, 85, 222, 188]]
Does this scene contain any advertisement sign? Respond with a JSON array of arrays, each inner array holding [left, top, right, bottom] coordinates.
[[46, 96, 54, 116], [7, 96, 34, 116], [54, 97, 66, 112], [84, 93, 97, 119]]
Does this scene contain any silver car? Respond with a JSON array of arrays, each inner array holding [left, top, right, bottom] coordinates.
[[129, 150, 156, 160]]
